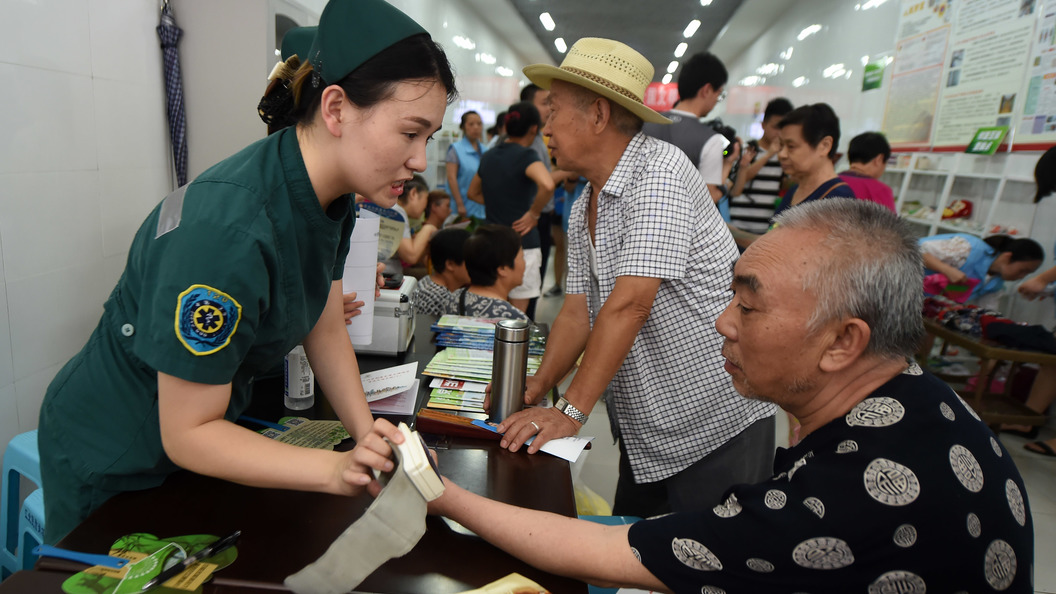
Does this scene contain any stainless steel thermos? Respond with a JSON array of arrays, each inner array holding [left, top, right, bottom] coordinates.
[[489, 319, 530, 423]]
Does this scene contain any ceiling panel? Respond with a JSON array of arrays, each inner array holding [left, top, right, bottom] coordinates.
[[507, 0, 745, 82]]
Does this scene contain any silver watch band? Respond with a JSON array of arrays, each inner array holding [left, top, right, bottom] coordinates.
[[556, 397, 588, 424]]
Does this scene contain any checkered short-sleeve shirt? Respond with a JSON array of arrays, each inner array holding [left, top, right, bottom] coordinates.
[[565, 133, 775, 483]]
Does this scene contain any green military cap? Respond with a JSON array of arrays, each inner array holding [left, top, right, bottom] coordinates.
[[281, 26, 316, 62], [308, 0, 428, 85]]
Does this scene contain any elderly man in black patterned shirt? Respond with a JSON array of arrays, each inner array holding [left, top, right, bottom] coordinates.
[[429, 196, 1034, 594], [489, 38, 776, 518]]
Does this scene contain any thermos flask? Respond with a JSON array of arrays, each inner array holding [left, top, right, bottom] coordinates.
[[490, 319, 530, 423]]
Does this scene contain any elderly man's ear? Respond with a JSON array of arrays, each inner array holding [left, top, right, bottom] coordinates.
[[819, 318, 872, 373]]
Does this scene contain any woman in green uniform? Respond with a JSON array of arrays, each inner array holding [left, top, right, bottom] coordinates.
[[38, 0, 456, 543]]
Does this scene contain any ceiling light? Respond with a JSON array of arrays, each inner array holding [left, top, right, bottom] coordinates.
[[539, 12, 556, 31], [496, 66, 514, 77], [793, 76, 808, 87], [452, 35, 476, 50], [756, 63, 779, 76], [674, 43, 688, 57], [475, 52, 496, 65], [667, 60, 679, 74], [739, 75, 764, 86], [662, 73, 673, 84], [823, 63, 846, 78], [780, 46, 794, 60], [555, 38, 567, 53], [797, 25, 821, 41], [701, 0, 713, 5], [683, 20, 701, 38]]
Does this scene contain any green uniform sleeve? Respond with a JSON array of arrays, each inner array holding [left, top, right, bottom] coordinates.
[[132, 221, 269, 385]]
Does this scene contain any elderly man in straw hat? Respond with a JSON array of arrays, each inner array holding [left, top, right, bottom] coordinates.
[[491, 38, 776, 518], [430, 199, 1034, 593]]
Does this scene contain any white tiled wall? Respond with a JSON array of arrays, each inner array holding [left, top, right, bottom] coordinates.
[[0, 0, 172, 465]]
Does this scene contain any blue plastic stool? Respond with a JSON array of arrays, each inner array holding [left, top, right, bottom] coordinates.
[[16, 490, 44, 572], [1, 430, 42, 579], [579, 515, 640, 594]]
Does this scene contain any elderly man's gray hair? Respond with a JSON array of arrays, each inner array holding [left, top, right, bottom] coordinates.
[[771, 199, 924, 360]]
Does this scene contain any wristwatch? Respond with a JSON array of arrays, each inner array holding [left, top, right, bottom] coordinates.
[[555, 396, 589, 424]]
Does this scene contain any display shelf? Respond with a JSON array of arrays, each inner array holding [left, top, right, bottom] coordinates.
[[904, 217, 935, 226], [893, 152, 1041, 239], [935, 221, 986, 235]]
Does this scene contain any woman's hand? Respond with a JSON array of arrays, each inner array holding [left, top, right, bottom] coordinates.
[[512, 211, 539, 235], [1018, 275, 1050, 300], [341, 264, 385, 324], [336, 418, 405, 496], [943, 268, 968, 285], [342, 292, 365, 323]]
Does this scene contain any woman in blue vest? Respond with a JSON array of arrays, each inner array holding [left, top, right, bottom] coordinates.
[[920, 233, 1043, 301], [446, 111, 487, 219], [37, 0, 456, 543]]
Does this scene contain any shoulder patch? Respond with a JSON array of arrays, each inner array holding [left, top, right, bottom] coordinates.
[[175, 285, 242, 355]]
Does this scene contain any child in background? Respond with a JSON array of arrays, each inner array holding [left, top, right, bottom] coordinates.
[[424, 190, 453, 228], [920, 233, 1043, 302], [411, 228, 470, 315], [446, 225, 530, 321]]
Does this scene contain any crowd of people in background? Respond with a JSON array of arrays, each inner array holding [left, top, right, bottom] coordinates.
[[397, 49, 932, 328], [385, 47, 1056, 350], [379, 44, 1056, 473]]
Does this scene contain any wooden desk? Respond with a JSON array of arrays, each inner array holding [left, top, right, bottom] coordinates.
[[920, 318, 1054, 428], [42, 442, 583, 592], [41, 314, 586, 593]]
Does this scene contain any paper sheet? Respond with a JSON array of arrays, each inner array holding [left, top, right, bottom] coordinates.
[[469, 420, 594, 463], [343, 212, 380, 345], [361, 362, 419, 402], [369, 379, 419, 415], [429, 378, 489, 392]]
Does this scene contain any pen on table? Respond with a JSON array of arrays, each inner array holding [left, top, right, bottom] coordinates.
[[140, 530, 241, 592]]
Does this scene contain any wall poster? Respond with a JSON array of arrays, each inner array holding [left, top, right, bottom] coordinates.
[[1016, 5, 1056, 148], [931, 0, 1038, 149], [882, 0, 955, 149]]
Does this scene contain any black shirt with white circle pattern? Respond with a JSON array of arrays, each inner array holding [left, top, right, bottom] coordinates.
[[627, 367, 1033, 593]]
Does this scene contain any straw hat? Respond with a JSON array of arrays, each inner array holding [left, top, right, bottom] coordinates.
[[523, 38, 671, 125]]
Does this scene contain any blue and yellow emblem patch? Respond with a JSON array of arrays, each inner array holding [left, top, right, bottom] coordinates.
[[175, 285, 242, 355]]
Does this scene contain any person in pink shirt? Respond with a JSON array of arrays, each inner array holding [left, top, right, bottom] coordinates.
[[838, 132, 896, 212]]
